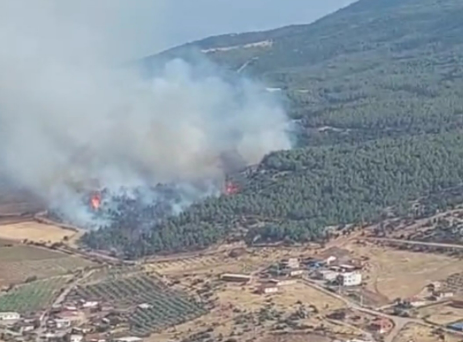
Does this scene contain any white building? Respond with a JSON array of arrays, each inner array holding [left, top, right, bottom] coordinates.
[[325, 256, 337, 265], [70, 335, 84, 342], [115, 337, 143, 342], [0, 312, 20, 320], [269, 279, 296, 287], [282, 258, 300, 269], [338, 272, 362, 286], [55, 318, 71, 329], [82, 301, 99, 309], [260, 286, 279, 294], [289, 269, 304, 277], [318, 270, 339, 282]]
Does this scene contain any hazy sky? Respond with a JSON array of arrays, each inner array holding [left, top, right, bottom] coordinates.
[[0, 0, 356, 62], [150, 0, 357, 54], [63, 0, 357, 60]]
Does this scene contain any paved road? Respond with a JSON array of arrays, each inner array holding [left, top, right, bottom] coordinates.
[[301, 278, 463, 342]]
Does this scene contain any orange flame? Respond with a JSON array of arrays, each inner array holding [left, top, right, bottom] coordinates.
[[225, 182, 239, 195], [90, 193, 101, 210]]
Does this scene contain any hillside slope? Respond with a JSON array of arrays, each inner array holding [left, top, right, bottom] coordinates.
[[84, 0, 463, 258], [149, 0, 463, 144]]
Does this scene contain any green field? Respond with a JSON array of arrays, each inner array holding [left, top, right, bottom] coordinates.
[[0, 276, 70, 313], [74, 273, 207, 336]]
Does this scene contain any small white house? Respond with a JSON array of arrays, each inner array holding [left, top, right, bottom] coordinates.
[[70, 335, 84, 342], [288, 269, 304, 277], [338, 272, 362, 287], [260, 286, 279, 295], [55, 318, 71, 329], [82, 301, 99, 309], [0, 312, 20, 320]]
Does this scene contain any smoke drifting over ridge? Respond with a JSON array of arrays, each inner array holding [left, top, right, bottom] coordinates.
[[0, 1, 291, 227]]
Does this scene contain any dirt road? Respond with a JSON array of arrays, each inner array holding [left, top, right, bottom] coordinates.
[[301, 277, 463, 342], [369, 237, 463, 250]]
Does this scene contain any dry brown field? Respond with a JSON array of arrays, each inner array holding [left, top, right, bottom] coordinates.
[[343, 241, 463, 301], [147, 279, 351, 342], [0, 244, 94, 286], [417, 302, 463, 325], [0, 221, 78, 243], [394, 323, 462, 342]]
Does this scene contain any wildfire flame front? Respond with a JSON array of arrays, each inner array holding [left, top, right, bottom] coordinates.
[[90, 193, 101, 210]]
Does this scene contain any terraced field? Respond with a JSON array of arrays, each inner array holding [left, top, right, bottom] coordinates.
[[0, 276, 71, 313], [72, 273, 207, 336]]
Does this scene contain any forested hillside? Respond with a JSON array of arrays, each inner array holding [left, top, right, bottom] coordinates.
[[83, 0, 463, 258]]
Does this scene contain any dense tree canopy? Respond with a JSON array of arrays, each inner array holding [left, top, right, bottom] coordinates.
[[83, 0, 463, 258]]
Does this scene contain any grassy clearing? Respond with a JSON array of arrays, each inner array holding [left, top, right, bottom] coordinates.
[[0, 276, 70, 313]]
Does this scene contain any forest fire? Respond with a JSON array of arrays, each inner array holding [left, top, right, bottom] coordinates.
[[90, 192, 101, 210], [225, 181, 239, 195]]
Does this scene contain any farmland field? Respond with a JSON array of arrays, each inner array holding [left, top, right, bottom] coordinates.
[[0, 245, 94, 285], [343, 241, 463, 301], [72, 273, 207, 336], [0, 221, 77, 244], [0, 276, 71, 313]]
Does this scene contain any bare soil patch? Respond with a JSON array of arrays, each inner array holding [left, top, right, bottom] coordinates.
[[418, 302, 463, 325], [344, 241, 463, 301], [395, 323, 461, 342], [0, 245, 93, 286], [0, 221, 77, 244]]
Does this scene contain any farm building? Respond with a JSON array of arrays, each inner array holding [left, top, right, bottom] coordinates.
[[368, 317, 393, 334], [288, 269, 304, 277], [338, 272, 362, 287], [70, 335, 84, 342], [406, 297, 426, 307], [436, 291, 454, 299], [54, 318, 71, 329], [115, 337, 143, 342], [268, 279, 296, 287], [220, 273, 252, 283], [82, 301, 99, 309], [0, 312, 20, 321], [259, 286, 278, 295], [316, 270, 339, 282], [282, 258, 300, 269]]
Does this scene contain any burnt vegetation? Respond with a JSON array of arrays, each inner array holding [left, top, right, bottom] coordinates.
[[84, 0, 463, 259]]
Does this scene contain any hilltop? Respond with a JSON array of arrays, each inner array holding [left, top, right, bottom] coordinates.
[[85, 0, 463, 258]]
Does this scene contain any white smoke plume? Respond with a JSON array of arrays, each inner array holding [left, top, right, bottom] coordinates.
[[0, 1, 291, 227]]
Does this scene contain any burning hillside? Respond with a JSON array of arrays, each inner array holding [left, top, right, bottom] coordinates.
[[46, 151, 254, 231], [0, 4, 291, 234]]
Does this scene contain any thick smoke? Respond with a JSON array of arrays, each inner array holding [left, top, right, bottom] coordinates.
[[0, 1, 291, 227]]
